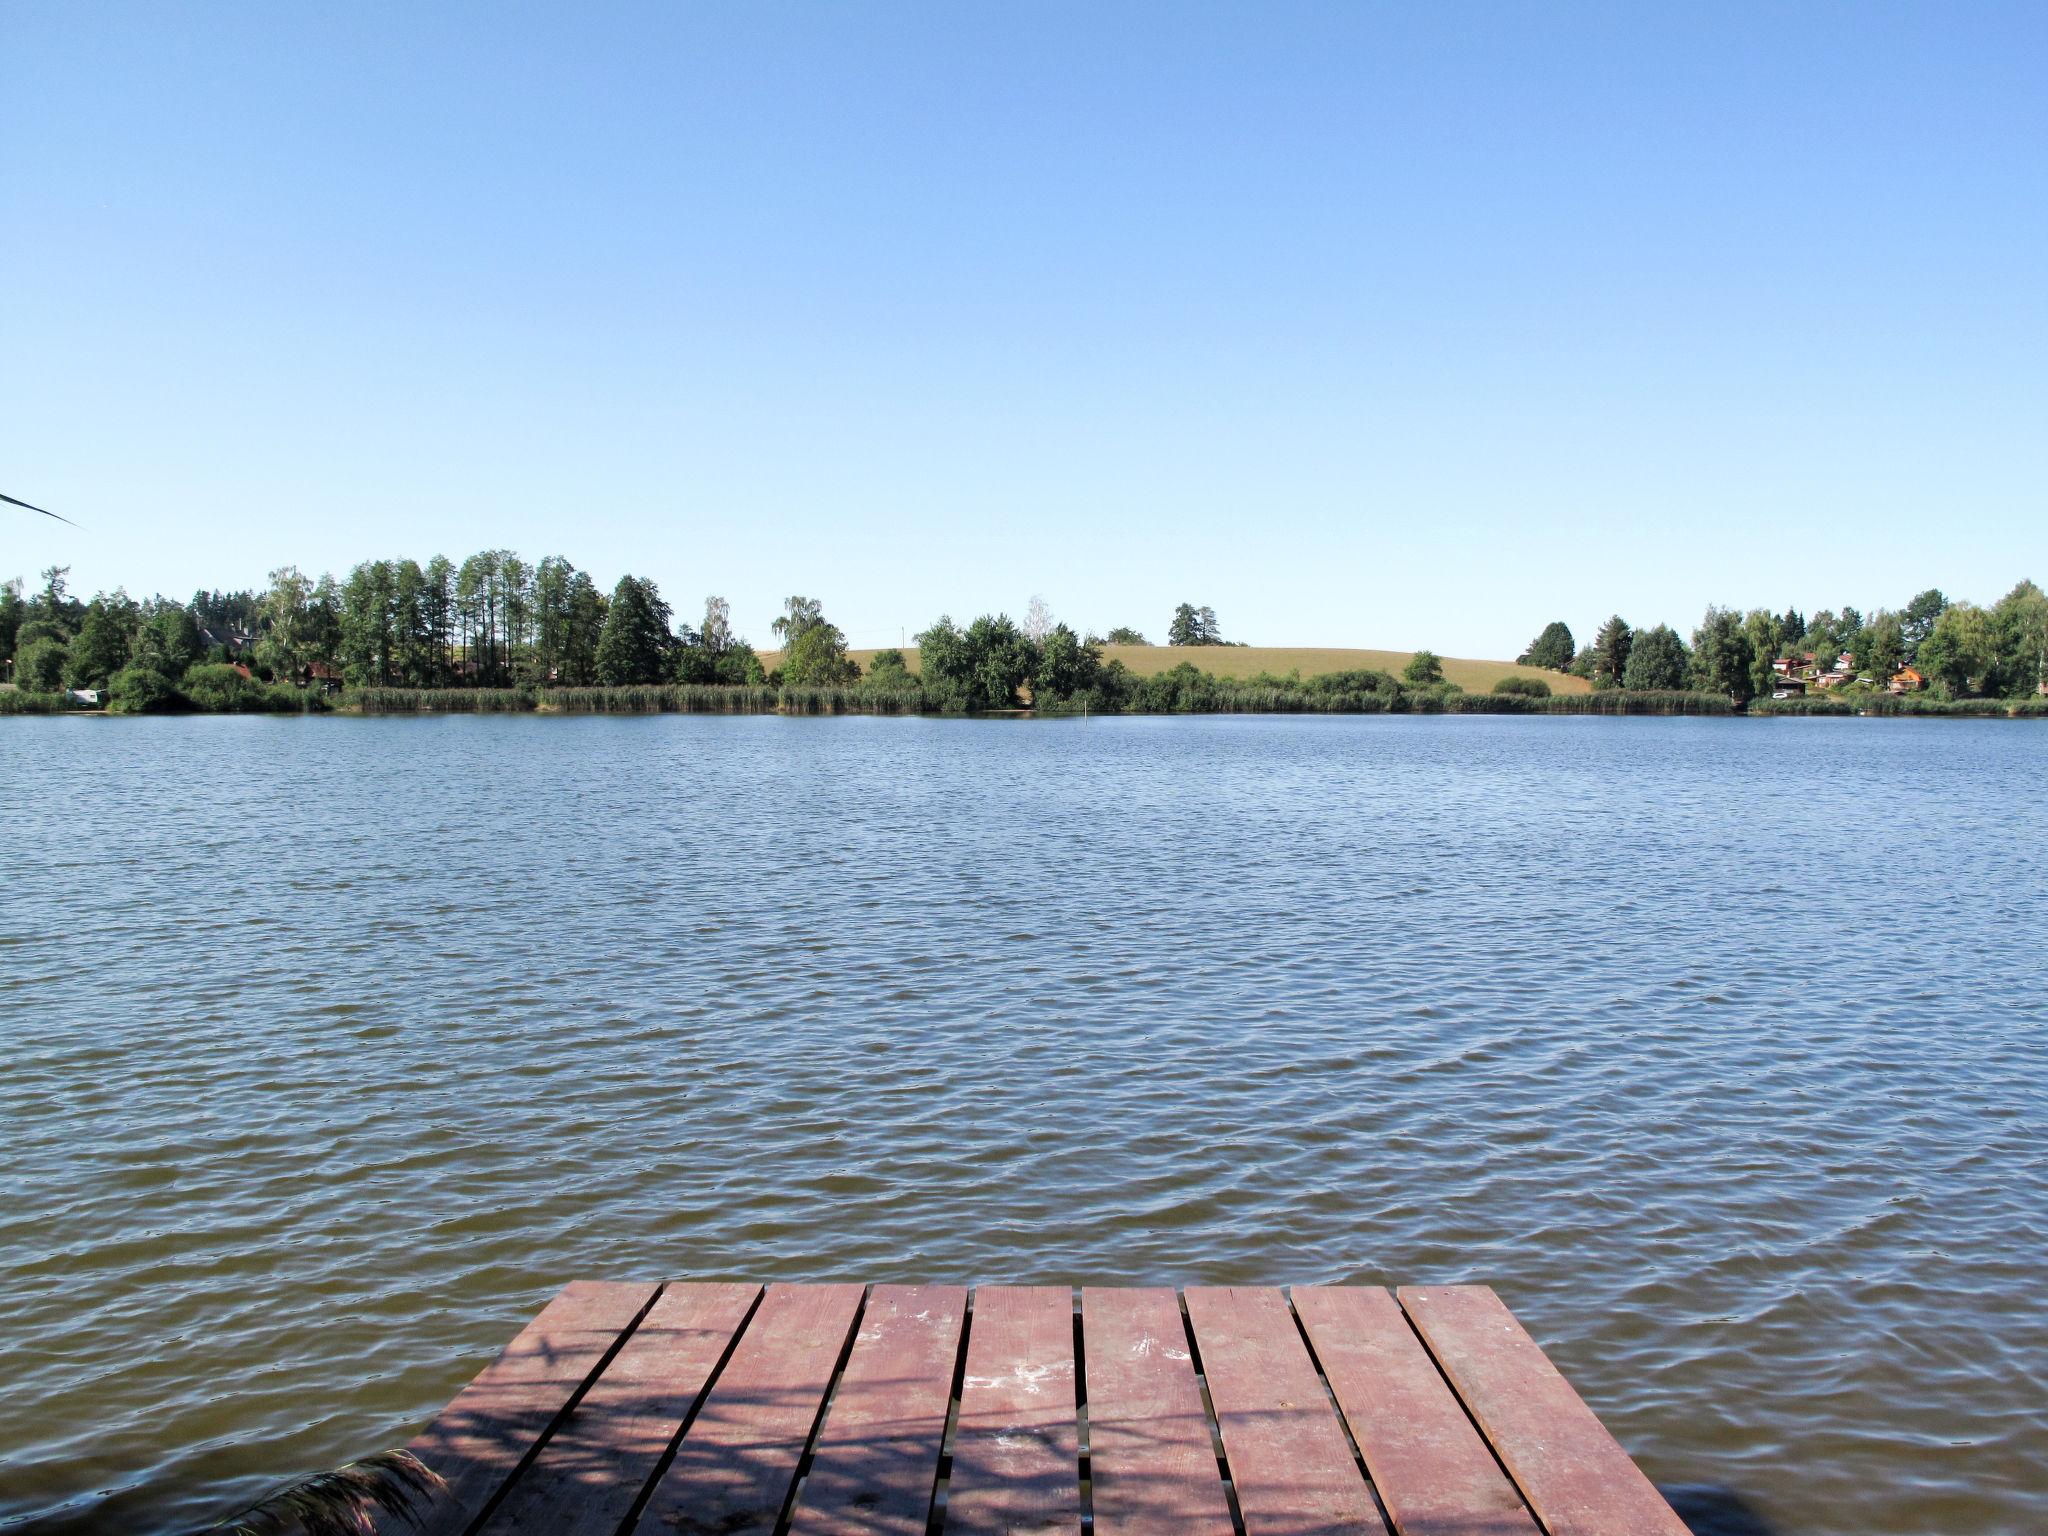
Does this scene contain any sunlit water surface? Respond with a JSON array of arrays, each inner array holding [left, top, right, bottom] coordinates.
[[2, 714, 2044, 1536]]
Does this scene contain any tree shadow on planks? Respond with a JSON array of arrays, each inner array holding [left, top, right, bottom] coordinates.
[[1663, 1484, 1783, 1536]]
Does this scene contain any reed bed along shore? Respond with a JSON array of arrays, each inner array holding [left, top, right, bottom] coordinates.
[[10, 682, 2041, 719]]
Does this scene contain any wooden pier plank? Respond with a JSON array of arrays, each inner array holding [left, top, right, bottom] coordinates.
[[946, 1285, 1081, 1536], [1294, 1286, 1538, 1536], [788, 1282, 967, 1536], [632, 1282, 867, 1536], [1183, 1286, 1387, 1536], [1397, 1286, 1690, 1536], [1081, 1286, 1235, 1536], [477, 1281, 761, 1534], [381, 1279, 658, 1536]]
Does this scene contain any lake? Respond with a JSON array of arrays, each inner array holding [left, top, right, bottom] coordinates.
[[1, 713, 2043, 1535]]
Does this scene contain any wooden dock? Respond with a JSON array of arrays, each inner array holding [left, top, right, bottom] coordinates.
[[376, 1281, 1691, 1536]]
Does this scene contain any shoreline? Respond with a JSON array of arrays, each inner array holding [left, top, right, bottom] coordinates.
[[6, 686, 2044, 721]]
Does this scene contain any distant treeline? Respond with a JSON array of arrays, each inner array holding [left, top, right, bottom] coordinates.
[[1517, 582, 2048, 703], [3, 553, 2044, 717]]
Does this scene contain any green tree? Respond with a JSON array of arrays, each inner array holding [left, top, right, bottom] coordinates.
[[1033, 624, 1101, 700], [1742, 609, 1782, 700], [1989, 580, 2048, 697], [0, 577, 22, 663], [530, 556, 581, 684], [915, 613, 1034, 707], [339, 559, 400, 685], [1518, 621, 1575, 670], [133, 604, 202, 677], [1900, 588, 1947, 660], [455, 551, 503, 683], [699, 595, 734, 655], [254, 566, 316, 679], [593, 575, 674, 685], [772, 596, 827, 646], [65, 593, 138, 688], [16, 636, 67, 691], [1917, 602, 1995, 697], [421, 554, 457, 682], [1621, 625, 1688, 690], [1403, 649, 1444, 685], [108, 664, 181, 713], [1591, 616, 1632, 691], [772, 595, 857, 685], [306, 575, 344, 673], [1690, 607, 1756, 702], [963, 615, 1036, 705], [1166, 603, 1221, 645], [562, 571, 607, 685], [863, 647, 912, 683], [1101, 626, 1149, 645], [180, 663, 264, 712], [34, 566, 76, 633], [391, 559, 435, 685], [1855, 611, 1905, 683], [915, 616, 970, 705], [675, 593, 743, 685]]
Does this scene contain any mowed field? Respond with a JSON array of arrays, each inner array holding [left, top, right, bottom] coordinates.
[[759, 645, 1591, 694]]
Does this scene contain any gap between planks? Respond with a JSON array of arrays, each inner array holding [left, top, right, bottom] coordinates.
[[381, 1283, 1672, 1536]]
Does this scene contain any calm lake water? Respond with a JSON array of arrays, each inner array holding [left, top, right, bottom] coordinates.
[[2, 714, 2044, 1535]]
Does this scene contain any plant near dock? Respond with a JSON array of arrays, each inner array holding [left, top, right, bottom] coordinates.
[[207, 1448, 444, 1536]]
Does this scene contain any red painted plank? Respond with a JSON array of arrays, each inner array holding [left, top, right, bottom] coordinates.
[[1081, 1287, 1234, 1536], [1183, 1286, 1386, 1536], [788, 1283, 966, 1536], [1397, 1286, 1690, 1536], [946, 1285, 1080, 1536], [1294, 1286, 1538, 1536], [478, 1281, 761, 1534], [632, 1282, 867, 1536], [380, 1279, 658, 1536]]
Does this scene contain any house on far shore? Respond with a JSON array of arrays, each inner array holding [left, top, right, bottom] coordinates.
[[297, 662, 345, 694], [1814, 670, 1852, 690], [1771, 678, 1807, 698], [1889, 667, 1927, 694], [195, 621, 252, 655]]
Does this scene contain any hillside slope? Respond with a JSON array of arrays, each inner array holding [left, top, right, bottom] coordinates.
[[758, 644, 1590, 695]]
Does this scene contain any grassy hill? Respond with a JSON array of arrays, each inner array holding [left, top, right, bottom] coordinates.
[[758, 644, 1590, 695]]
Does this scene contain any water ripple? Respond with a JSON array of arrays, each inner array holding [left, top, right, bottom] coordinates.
[[0, 714, 2044, 1535]]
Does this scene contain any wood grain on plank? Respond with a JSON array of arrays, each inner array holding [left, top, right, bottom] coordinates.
[[946, 1285, 1080, 1536], [478, 1281, 760, 1534], [1183, 1286, 1387, 1536], [1294, 1286, 1538, 1536], [633, 1282, 867, 1536], [1397, 1286, 1690, 1536], [1081, 1287, 1234, 1536], [382, 1279, 658, 1536], [788, 1283, 967, 1536]]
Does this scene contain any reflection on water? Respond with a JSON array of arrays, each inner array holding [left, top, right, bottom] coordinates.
[[1, 714, 2043, 1535]]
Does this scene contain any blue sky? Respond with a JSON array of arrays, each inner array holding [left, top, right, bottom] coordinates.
[[4, 2, 2042, 656]]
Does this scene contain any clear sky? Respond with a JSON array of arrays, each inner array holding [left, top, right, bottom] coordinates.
[[4, 2, 2043, 657]]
